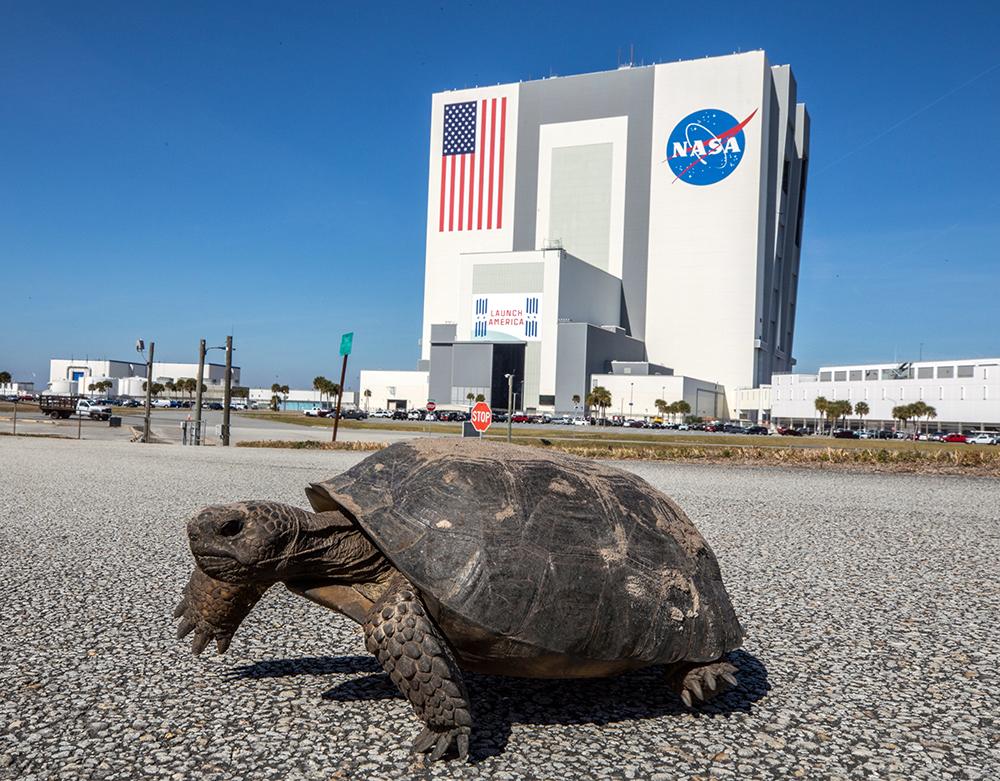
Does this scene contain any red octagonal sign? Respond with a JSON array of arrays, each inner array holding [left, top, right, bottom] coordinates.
[[426, 401, 437, 412], [470, 401, 492, 433]]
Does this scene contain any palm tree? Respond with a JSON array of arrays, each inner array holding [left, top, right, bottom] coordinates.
[[0, 371, 12, 385], [572, 394, 581, 412], [891, 404, 911, 434], [313, 376, 329, 405], [923, 405, 937, 435], [654, 398, 668, 422], [674, 400, 691, 423], [475, 393, 486, 402], [363, 389, 372, 411], [586, 386, 612, 420], [466, 392, 475, 409], [814, 396, 828, 434], [909, 401, 928, 435], [164, 380, 176, 398], [270, 382, 283, 411], [855, 401, 870, 429]]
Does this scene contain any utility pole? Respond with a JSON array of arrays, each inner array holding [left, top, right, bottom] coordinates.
[[332, 332, 353, 443], [332, 353, 349, 442], [221, 335, 233, 446], [193, 339, 206, 445], [506, 373, 514, 443], [143, 341, 155, 443]]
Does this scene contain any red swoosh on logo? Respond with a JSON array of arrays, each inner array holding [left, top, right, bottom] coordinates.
[[671, 108, 758, 182]]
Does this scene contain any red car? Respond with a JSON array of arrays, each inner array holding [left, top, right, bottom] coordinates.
[[942, 433, 967, 443], [510, 414, 530, 423]]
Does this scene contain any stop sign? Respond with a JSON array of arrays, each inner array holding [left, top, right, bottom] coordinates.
[[470, 401, 492, 433], [426, 401, 437, 412]]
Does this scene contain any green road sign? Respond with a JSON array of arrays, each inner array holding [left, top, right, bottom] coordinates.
[[339, 332, 354, 356]]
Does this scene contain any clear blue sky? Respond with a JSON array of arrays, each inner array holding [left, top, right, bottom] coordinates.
[[2, 1, 998, 390]]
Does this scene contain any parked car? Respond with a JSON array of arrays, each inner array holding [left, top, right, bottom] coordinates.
[[370, 409, 392, 418], [39, 396, 113, 421], [832, 429, 858, 439], [571, 417, 589, 426], [406, 410, 423, 420], [776, 426, 801, 436], [942, 433, 968, 443], [510, 414, 530, 423], [967, 433, 998, 445], [746, 425, 769, 435], [303, 407, 325, 417]]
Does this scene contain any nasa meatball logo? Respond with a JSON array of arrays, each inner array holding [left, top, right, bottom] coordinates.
[[667, 108, 758, 186]]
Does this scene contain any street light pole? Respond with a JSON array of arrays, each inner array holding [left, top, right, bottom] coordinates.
[[143, 341, 155, 443], [193, 339, 206, 445], [221, 335, 233, 446]]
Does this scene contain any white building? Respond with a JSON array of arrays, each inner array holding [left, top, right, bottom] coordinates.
[[48, 358, 240, 396], [358, 370, 429, 412], [248, 387, 358, 412], [589, 363, 724, 420], [760, 358, 1000, 430], [373, 50, 809, 414]]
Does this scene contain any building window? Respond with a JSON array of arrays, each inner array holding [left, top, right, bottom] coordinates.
[[781, 159, 790, 193], [937, 366, 954, 379], [864, 388, 869, 400], [819, 372, 831, 382], [881, 388, 887, 400], [958, 365, 974, 378], [919, 387, 924, 399], [961, 386, 966, 400], [918, 367, 933, 379], [865, 369, 879, 380], [849, 370, 862, 381], [900, 388, 905, 400], [939, 386, 944, 400], [834, 371, 847, 381], [985, 386, 989, 400]]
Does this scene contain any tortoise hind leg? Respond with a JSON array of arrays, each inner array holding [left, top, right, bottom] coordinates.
[[363, 575, 472, 762], [666, 658, 739, 707]]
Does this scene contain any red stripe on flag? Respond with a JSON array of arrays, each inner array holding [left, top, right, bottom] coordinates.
[[467, 152, 475, 229], [477, 99, 486, 229], [457, 155, 465, 231], [439, 156, 446, 232], [448, 155, 456, 232], [497, 97, 506, 229], [487, 98, 496, 230]]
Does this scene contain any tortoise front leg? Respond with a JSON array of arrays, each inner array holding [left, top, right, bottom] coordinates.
[[174, 567, 269, 654], [363, 575, 471, 762]]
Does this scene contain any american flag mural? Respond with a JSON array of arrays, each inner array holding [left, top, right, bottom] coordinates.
[[440, 96, 508, 232]]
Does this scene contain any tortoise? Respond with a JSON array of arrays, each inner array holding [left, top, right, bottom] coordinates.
[[174, 438, 743, 761]]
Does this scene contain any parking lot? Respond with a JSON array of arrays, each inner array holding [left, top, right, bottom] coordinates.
[[1, 436, 996, 780]]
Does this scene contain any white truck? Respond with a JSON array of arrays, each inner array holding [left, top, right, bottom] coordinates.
[[39, 395, 113, 421]]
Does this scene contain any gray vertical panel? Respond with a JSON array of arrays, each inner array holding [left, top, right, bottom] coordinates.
[[513, 67, 654, 341], [523, 342, 541, 409], [548, 143, 613, 270]]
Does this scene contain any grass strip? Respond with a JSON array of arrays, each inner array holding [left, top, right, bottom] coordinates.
[[233, 437, 1000, 476], [236, 440, 386, 451]]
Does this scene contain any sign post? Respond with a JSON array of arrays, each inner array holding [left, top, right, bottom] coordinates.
[[332, 332, 353, 443], [470, 401, 492, 437]]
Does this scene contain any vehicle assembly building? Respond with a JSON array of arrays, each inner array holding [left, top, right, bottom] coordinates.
[[364, 50, 809, 415]]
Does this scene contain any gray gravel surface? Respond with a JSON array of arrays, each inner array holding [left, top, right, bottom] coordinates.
[[1, 437, 997, 780]]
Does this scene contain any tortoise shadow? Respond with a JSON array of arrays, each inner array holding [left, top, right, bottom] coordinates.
[[236, 649, 769, 762]]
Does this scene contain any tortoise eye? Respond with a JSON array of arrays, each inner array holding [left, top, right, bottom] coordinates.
[[219, 518, 244, 537]]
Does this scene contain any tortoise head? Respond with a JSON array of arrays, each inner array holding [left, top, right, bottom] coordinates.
[[187, 501, 343, 584]]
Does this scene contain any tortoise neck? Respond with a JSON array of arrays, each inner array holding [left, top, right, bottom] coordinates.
[[283, 509, 391, 584]]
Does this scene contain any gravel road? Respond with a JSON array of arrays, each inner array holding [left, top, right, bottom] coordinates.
[[1, 437, 997, 780]]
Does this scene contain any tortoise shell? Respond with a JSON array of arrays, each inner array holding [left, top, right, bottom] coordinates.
[[306, 439, 742, 671]]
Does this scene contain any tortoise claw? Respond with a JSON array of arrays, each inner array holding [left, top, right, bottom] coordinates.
[[215, 635, 232, 654], [680, 689, 693, 708], [176, 618, 196, 640], [721, 671, 738, 687], [191, 632, 211, 655]]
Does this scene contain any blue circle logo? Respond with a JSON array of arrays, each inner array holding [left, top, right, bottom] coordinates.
[[667, 108, 756, 186]]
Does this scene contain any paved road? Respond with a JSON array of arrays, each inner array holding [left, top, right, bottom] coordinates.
[[1, 437, 996, 780]]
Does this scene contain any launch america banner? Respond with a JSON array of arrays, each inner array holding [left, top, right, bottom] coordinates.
[[471, 294, 542, 342]]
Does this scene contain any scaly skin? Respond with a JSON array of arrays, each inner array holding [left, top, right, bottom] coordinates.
[[363, 574, 472, 761], [174, 566, 269, 654]]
